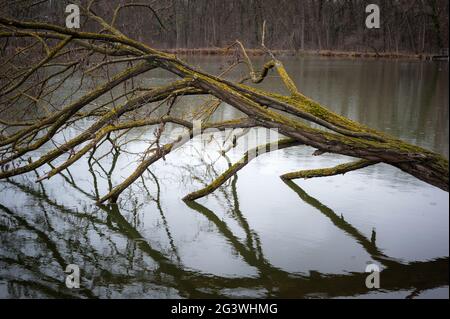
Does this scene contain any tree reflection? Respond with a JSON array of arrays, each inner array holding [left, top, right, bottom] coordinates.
[[0, 148, 448, 298]]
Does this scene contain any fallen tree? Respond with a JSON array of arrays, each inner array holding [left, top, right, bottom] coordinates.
[[0, 4, 448, 204]]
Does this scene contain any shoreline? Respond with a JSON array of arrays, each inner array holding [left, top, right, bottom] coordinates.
[[160, 48, 449, 61]]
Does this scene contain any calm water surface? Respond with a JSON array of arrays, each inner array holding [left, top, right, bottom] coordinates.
[[0, 56, 448, 298]]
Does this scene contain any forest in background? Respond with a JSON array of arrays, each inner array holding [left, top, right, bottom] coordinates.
[[1, 0, 449, 54]]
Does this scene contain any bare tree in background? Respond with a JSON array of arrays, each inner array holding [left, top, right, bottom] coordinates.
[[1, 0, 448, 53]]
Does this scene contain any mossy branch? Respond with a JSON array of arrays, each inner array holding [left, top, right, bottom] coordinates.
[[280, 159, 378, 180], [0, 13, 448, 203]]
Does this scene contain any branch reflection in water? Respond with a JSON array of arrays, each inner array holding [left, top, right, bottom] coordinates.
[[0, 143, 447, 298]]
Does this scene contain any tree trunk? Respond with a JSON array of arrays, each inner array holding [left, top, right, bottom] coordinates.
[[0, 15, 447, 205]]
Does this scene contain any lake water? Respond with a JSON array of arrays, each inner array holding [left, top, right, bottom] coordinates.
[[0, 56, 448, 298]]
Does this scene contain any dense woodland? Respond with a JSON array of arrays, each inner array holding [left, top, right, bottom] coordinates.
[[1, 0, 448, 54]]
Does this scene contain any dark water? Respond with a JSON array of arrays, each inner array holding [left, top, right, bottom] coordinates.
[[0, 56, 448, 298]]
